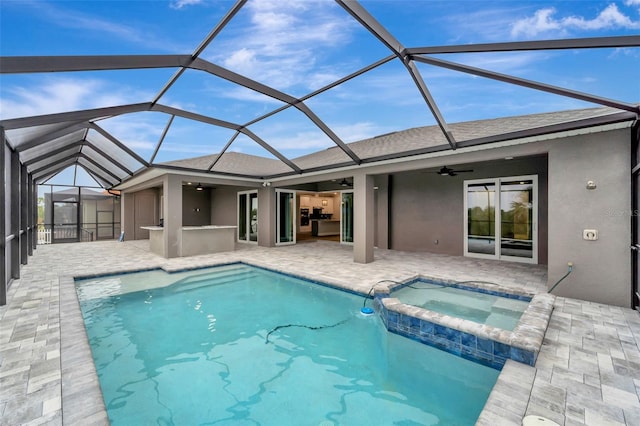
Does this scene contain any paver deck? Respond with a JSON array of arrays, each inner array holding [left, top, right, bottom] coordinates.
[[1, 239, 639, 425]]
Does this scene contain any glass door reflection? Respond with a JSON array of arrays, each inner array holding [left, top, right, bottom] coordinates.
[[500, 180, 534, 259], [466, 183, 496, 255], [276, 190, 295, 245], [341, 191, 353, 244]]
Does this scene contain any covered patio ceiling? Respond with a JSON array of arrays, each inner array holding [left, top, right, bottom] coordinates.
[[1, 0, 639, 188]]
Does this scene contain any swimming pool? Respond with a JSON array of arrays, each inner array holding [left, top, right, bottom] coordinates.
[[391, 280, 530, 331], [75, 263, 499, 425]]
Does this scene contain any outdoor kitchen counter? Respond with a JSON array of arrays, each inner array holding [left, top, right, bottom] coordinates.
[[140, 225, 237, 258], [311, 219, 340, 237]]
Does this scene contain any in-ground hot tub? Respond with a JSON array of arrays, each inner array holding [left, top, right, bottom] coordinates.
[[372, 277, 554, 369]]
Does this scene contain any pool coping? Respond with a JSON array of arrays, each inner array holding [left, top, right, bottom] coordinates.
[[60, 263, 550, 425], [373, 275, 555, 368]]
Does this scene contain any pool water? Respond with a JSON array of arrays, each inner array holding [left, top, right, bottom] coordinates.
[[76, 264, 499, 425], [392, 280, 530, 331]]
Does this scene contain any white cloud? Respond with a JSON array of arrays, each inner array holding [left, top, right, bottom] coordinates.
[[0, 77, 149, 119], [0, 77, 161, 154], [625, 0, 640, 6], [333, 121, 387, 144], [170, 0, 206, 10], [511, 4, 640, 38], [208, 0, 357, 92]]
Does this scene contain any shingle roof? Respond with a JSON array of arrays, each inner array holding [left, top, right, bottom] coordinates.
[[160, 151, 291, 177], [160, 106, 631, 177]]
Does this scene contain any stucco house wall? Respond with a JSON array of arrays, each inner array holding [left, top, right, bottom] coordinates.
[[389, 156, 549, 264], [547, 128, 631, 307]]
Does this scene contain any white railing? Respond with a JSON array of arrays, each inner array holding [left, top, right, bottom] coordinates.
[[38, 228, 52, 245]]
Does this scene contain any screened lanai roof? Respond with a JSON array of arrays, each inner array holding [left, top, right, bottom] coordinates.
[[1, 0, 639, 187]]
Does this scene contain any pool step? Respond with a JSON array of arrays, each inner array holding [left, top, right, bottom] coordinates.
[[170, 267, 259, 293]]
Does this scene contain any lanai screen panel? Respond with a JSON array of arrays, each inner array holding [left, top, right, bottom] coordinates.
[[18, 130, 86, 164], [85, 129, 145, 172], [0, 1, 638, 187]]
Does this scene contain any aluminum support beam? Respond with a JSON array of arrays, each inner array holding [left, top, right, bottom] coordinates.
[[24, 143, 82, 167], [13, 122, 88, 152], [295, 103, 361, 164], [83, 168, 112, 188], [242, 54, 395, 127], [152, 104, 301, 173], [0, 103, 152, 130], [88, 123, 150, 167], [411, 55, 640, 114], [20, 163, 28, 264], [0, 127, 6, 305], [10, 148, 20, 279], [151, 104, 241, 131], [153, 0, 248, 104], [407, 35, 640, 55], [0, 55, 193, 74], [240, 128, 302, 174], [163, 62, 362, 164], [207, 132, 240, 171], [83, 141, 134, 176], [405, 60, 457, 149], [28, 174, 34, 255], [34, 159, 77, 183], [336, 0, 457, 149], [149, 115, 175, 164], [77, 154, 121, 183], [2, 53, 361, 164]]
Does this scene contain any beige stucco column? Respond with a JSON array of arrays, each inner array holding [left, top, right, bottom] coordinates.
[[353, 172, 375, 263], [163, 174, 182, 258], [257, 186, 275, 247]]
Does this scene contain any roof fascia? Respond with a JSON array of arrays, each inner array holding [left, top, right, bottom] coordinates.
[[455, 111, 637, 149], [268, 115, 635, 181]]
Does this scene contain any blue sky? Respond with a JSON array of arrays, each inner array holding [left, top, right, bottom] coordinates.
[[1, 0, 639, 186]]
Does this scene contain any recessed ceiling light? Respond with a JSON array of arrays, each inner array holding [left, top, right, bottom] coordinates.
[[505, 156, 514, 160]]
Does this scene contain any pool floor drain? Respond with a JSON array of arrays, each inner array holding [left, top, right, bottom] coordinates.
[[318, 421, 334, 426]]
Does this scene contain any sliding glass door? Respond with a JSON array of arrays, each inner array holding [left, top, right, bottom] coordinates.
[[341, 191, 354, 244], [237, 190, 258, 243], [276, 189, 296, 245], [464, 176, 537, 263]]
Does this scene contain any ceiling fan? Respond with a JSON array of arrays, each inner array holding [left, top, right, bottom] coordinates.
[[435, 166, 474, 176], [339, 178, 353, 187]]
